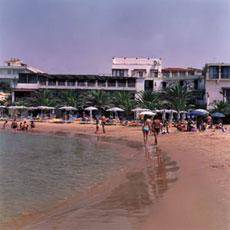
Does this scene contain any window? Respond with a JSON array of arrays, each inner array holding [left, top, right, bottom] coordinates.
[[223, 88, 230, 102], [67, 80, 75, 86], [163, 72, 170, 78], [39, 77, 47, 85], [221, 66, 230, 79], [162, 82, 167, 89], [127, 79, 135, 88], [48, 80, 56, 86], [18, 75, 28, 83], [138, 71, 143, 77], [209, 66, 219, 79], [172, 72, 178, 78], [58, 80, 65, 86], [78, 80, 86, 86], [108, 80, 116, 87], [180, 80, 184, 86], [188, 70, 195, 76], [194, 79, 198, 90], [7, 69, 12, 75], [117, 80, 126, 87], [98, 80, 106, 87], [87, 80, 96, 87], [28, 75, 38, 83], [112, 69, 128, 77]]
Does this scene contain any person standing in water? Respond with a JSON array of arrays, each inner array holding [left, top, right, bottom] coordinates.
[[152, 116, 161, 145], [142, 117, 151, 144]]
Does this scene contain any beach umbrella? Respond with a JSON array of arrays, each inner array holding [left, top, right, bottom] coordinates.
[[211, 112, 225, 118], [107, 107, 124, 119], [106, 107, 124, 112], [189, 109, 209, 116], [37, 106, 55, 110], [85, 106, 98, 121], [140, 111, 156, 116], [131, 107, 149, 112], [132, 108, 150, 119], [27, 107, 38, 110], [8, 106, 27, 110], [59, 106, 77, 111]]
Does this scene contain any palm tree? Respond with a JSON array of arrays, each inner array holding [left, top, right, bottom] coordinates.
[[86, 90, 111, 111], [136, 91, 162, 110], [112, 91, 136, 116], [163, 84, 193, 112], [31, 89, 58, 107], [59, 90, 85, 109], [211, 100, 230, 115]]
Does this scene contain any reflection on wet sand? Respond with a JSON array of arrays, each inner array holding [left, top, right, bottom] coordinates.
[[68, 146, 180, 230]]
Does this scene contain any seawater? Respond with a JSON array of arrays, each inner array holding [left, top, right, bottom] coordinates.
[[0, 131, 126, 223]]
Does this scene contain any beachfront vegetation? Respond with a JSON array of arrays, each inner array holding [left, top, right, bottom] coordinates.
[[211, 101, 230, 115], [112, 91, 136, 116], [162, 84, 194, 112], [136, 91, 163, 110], [13, 83, 221, 116]]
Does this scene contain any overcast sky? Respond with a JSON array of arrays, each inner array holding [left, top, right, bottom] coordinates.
[[0, 0, 230, 74]]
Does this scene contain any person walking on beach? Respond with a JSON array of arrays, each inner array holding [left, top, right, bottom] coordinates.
[[101, 115, 107, 134], [152, 117, 161, 145], [95, 116, 100, 134], [142, 117, 151, 144]]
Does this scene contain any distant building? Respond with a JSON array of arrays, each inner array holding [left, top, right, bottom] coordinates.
[[0, 58, 44, 102], [6, 57, 230, 109], [13, 73, 137, 102], [204, 63, 230, 108], [112, 57, 162, 92]]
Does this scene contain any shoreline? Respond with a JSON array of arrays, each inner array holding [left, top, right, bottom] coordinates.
[[0, 122, 230, 229]]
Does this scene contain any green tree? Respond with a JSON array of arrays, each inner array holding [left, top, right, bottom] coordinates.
[[136, 91, 162, 110], [30, 89, 58, 107], [112, 91, 136, 116], [163, 84, 193, 112], [211, 100, 230, 115], [58, 90, 85, 109], [86, 90, 111, 111]]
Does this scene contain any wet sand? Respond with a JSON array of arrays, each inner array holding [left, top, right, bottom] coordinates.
[[0, 122, 230, 230]]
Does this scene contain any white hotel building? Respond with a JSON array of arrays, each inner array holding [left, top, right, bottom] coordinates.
[[204, 63, 230, 109], [0, 57, 229, 108]]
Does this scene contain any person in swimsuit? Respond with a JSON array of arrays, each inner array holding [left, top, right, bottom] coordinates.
[[95, 116, 99, 134], [152, 117, 161, 145], [142, 117, 151, 144], [101, 115, 107, 134]]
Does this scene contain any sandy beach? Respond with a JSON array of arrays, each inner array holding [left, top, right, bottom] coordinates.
[[0, 121, 230, 230]]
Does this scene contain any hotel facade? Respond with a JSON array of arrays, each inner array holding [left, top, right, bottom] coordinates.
[[0, 57, 229, 109]]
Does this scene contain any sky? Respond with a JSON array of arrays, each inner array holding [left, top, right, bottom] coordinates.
[[0, 0, 230, 74]]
